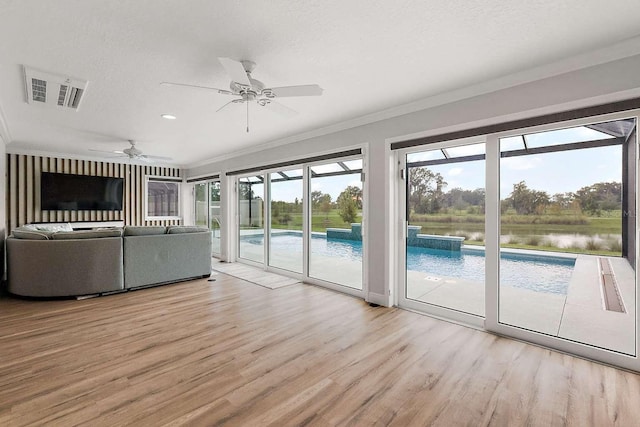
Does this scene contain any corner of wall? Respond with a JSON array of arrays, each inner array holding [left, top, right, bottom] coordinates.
[[0, 135, 6, 282]]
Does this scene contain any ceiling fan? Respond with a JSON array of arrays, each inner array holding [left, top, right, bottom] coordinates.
[[161, 57, 323, 132], [89, 140, 172, 162]]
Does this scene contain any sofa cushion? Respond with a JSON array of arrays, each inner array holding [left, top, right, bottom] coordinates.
[[166, 225, 209, 234], [12, 228, 53, 240], [24, 222, 73, 232], [123, 226, 167, 236], [51, 229, 123, 240]]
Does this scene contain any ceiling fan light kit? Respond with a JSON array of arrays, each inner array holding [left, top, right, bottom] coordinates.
[[161, 57, 323, 132]]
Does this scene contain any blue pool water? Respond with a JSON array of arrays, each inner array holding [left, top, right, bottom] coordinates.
[[244, 233, 576, 295]]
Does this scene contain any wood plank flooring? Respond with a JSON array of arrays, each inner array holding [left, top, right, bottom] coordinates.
[[1, 274, 639, 426]]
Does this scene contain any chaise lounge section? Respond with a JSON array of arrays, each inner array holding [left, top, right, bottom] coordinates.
[[6, 224, 212, 298], [122, 226, 213, 289]]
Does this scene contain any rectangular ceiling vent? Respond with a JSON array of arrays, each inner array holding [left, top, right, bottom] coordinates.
[[23, 66, 88, 111]]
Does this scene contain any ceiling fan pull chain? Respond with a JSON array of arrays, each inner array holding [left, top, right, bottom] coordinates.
[[246, 99, 249, 133]]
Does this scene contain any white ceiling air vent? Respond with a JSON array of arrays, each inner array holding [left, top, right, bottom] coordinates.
[[23, 66, 88, 111]]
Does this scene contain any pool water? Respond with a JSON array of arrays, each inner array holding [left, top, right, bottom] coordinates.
[[244, 233, 576, 295], [407, 246, 575, 294]]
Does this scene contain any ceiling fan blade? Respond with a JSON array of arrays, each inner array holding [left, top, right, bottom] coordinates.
[[260, 100, 298, 117], [141, 154, 173, 161], [88, 149, 125, 154], [160, 81, 234, 95], [264, 84, 323, 98], [218, 57, 251, 86], [216, 99, 243, 113]]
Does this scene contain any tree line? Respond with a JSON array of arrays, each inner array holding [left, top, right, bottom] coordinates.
[[237, 183, 364, 225], [409, 167, 621, 216]]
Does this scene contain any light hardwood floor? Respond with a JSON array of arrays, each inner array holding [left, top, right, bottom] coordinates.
[[1, 274, 639, 426]]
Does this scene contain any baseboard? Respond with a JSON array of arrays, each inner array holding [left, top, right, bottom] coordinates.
[[366, 291, 391, 307]]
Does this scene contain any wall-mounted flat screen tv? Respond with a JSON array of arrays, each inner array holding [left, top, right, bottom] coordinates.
[[41, 172, 124, 211]]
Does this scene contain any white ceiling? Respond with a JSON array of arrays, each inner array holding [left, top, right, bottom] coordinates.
[[1, 0, 640, 167]]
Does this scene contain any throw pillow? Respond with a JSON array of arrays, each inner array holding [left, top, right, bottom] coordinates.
[[51, 229, 123, 240], [31, 222, 74, 232], [166, 226, 209, 234], [12, 228, 52, 240]]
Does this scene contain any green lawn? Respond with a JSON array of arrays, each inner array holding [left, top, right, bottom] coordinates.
[[270, 210, 360, 233]]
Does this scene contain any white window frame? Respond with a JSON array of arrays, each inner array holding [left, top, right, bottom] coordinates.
[[144, 175, 183, 220], [394, 109, 640, 372]]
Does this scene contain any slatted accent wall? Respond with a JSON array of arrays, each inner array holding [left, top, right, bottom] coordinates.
[[6, 154, 182, 234]]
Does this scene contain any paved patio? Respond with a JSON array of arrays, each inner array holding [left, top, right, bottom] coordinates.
[[408, 251, 636, 355]]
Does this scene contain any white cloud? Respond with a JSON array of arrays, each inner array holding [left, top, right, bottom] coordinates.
[[448, 167, 463, 176], [502, 156, 542, 171], [311, 182, 322, 191]]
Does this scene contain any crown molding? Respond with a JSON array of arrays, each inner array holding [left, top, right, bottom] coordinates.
[[5, 146, 183, 170]]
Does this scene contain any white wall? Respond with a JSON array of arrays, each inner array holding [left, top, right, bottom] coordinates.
[[187, 54, 640, 305], [0, 134, 6, 278]]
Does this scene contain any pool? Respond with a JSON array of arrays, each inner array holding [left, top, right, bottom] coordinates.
[[243, 233, 576, 295], [408, 246, 575, 295]]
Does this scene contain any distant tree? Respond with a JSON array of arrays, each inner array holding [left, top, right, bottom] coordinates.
[[320, 200, 332, 219], [339, 186, 363, 209], [319, 194, 332, 218], [505, 181, 549, 215], [573, 182, 621, 215], [337, 190, 357, 223], [408, 168, 447, 214], [311, 191, 325, 208], [210, 184, 220, 202]]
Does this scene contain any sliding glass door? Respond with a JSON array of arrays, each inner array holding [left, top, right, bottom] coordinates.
[[268, 168, 303, 273], [398, 112, 638, 368], [234, 154, 365, 293], [402, 141, 486, 318], [238, 175, 265, 264], [308, 158, 364, 289], [194, 179, 222, 257], [497, 117, 636, 356]]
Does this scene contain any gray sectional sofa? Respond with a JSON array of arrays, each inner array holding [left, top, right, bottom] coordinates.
[[7, 224, 212, 298]]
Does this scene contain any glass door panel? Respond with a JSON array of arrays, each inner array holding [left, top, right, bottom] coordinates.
[[498, 118, 636, 355], [268, 169, 303, 273], [194, 182, 208, 227], [308, 159, 363, 289], [238, 175, 265, 263], [194, 181, 222, 257], [209, 181, 221, 257], [405, 143, 486, 317]]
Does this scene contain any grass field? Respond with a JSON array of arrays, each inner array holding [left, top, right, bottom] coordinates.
[[270, 210, 358, 233], [266, 208, 624, 256]]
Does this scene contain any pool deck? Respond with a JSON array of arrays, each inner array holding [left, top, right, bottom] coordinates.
[[410, 250, 635, 355]]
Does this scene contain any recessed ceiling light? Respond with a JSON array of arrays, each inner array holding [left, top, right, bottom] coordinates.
[[161, 114, 176, 120]]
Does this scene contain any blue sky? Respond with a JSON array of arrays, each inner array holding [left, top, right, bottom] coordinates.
[[253, 173, 362, 203], [260, 144, 621, 203], [427, 144, 622, 199]]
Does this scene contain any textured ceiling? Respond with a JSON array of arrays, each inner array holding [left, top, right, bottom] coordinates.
[[1, 0, 640, 166]]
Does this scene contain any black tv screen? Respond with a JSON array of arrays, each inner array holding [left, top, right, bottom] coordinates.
[[41, 172, 124, 211]]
